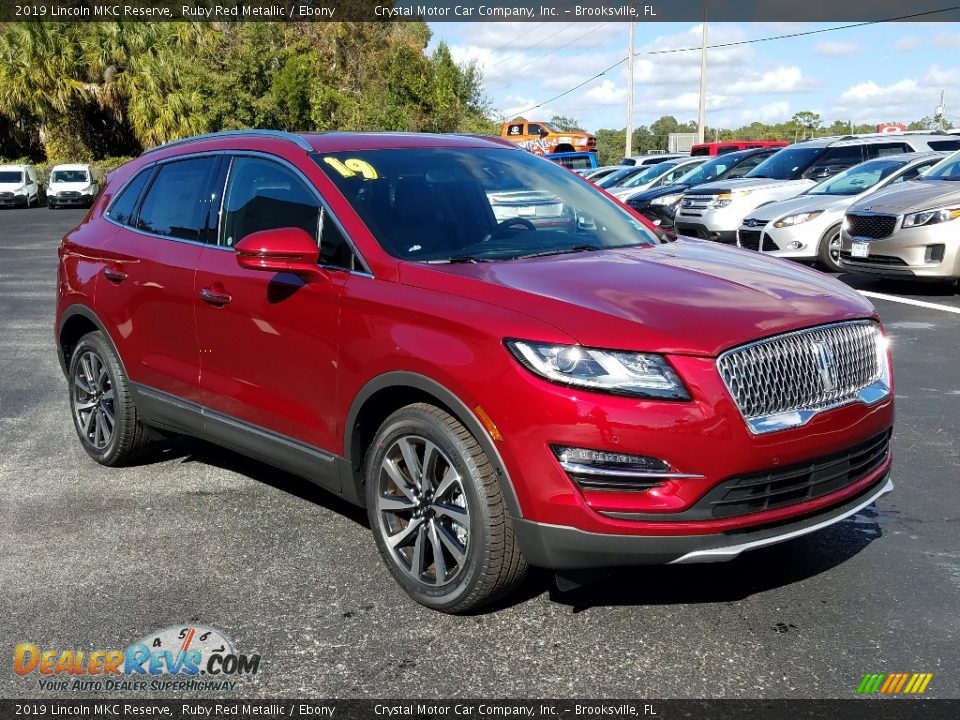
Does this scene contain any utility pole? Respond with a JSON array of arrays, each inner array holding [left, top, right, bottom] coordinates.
[[697, 1, 708, 144], [625, 22, 636, 158], [935, 90, 946, 130]]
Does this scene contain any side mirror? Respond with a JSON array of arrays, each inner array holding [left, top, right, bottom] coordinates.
[[234, 227, 323, 279], [539, 129, 550, 138]]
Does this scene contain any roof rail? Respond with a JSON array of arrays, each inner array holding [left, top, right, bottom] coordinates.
[[141, 129, 313, 155]]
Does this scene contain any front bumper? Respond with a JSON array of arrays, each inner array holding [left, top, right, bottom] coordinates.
[[675, 222, 737, 244], [754, 219, 835, 260], [0, 194, 25, 207], [514, 473, 892, 568], [840, 222, 960, 280], [49, 196, 93, 207]]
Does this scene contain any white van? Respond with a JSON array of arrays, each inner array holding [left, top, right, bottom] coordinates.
[[47, 164, 99, 208], [0, 164, 40, 208]]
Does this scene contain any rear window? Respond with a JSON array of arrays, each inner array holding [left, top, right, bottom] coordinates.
[[136, 158, 218, 241], [929, 140, 960, 152], [106, 168, 153, 226]]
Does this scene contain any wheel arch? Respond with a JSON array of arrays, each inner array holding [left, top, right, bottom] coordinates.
[[343, 371, 523, 518], [57, 305, 126, 380]]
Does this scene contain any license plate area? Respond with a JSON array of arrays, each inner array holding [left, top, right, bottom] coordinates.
[[851, 242, 870, 258]]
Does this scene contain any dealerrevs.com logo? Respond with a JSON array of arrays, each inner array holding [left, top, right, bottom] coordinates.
[[13, 625, 261, 692]]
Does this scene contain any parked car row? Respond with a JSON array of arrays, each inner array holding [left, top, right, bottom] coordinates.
[[0, 163, 99, 209], [587, 131, 960, 282]]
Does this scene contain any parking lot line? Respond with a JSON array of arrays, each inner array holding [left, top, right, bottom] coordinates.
[[857, 290, 960, 316]]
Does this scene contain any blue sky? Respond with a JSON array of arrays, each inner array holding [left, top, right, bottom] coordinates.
[[428, 21, 960, 131]]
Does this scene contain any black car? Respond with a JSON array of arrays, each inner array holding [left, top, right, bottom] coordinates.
[[624, 147, 781, 228]]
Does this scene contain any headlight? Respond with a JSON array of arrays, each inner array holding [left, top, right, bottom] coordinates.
[[650, 193, 683, 207], [902, 207, 960, 228], [710, 190, 752, 209], [773, 210, 823, 228], [505, 339, 690, 400]]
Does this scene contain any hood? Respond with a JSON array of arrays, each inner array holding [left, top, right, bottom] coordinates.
[[847, 179, 960, 214], [626, 183, 691, 205], [608, 184, 655, 200], [692, 177, 813, 195], [398, 240, 875, 357], [746, 194, 853, 222], [0, 182, 26, 192], [49, 181, 92, 191]]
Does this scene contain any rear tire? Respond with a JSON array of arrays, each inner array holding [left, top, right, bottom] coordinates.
[[68, 331, 151, 466], [817, 224, 843, 273], [365, 403, 527, 613]]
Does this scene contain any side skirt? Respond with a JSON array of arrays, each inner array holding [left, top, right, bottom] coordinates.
[[131, 384, 345, 495]]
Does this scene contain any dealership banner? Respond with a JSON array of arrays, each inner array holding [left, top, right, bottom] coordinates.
[[4, 0, 960, 23], [3, 700, 960, 719]]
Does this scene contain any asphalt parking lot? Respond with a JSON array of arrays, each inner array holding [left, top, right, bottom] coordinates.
[[1, 208, 958, 700]]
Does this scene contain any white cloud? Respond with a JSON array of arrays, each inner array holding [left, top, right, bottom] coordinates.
[[933, 33, 960, 48], [815, 41, 861, 57], [894, 36, 920, 51], [725, 66, 817, 95], [741, 101, 792, 124], [585, 80, 627, 106]]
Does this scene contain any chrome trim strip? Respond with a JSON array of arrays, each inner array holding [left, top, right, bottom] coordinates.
[[559, 460, 703, 480], [102, 149, 374, 278], [668, 475, 894, 564]]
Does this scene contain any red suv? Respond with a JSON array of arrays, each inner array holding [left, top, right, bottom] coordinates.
[[56, 131, 894, 612]]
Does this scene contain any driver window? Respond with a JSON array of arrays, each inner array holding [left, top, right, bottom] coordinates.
[[891, 161, 937, 184], [527, 124, 543, 136], [221, 157, 320, 248]]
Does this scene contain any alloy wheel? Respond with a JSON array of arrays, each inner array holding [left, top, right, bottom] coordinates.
[[376, 435, 471, 586], [829, 231, 841, 263], [72, 350, 115, 450]]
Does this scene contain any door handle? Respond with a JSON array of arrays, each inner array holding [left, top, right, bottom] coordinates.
[[200, 286, 232, 306], [103, 267, 128, 283]]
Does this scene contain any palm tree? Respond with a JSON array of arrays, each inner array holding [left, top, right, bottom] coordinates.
[[0, 22, 89, 156]]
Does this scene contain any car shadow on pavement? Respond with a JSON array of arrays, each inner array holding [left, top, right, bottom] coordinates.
[[136, 435, 886, 615], [159, 435, 370, 528], [541, 507, 885, 613]]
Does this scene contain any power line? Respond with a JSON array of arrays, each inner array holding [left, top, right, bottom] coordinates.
[[485, 23, 611, 82], [484, 22, 547, 56], [504, 5, 960, 119], [484, 22, 576, 70]]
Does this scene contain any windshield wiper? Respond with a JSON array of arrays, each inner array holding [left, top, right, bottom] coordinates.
[[515, 244, 602, 260]]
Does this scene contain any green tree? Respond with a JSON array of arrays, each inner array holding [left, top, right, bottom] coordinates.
[[549, 115, 584, 132]]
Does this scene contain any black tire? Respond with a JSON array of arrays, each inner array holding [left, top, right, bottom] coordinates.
[[48, 200, 56, 209], [365, 403, 527, 613], [817, 223, 843, 273], [67, 331, 151, 466]]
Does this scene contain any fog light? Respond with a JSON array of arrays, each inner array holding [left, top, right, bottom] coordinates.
[[553, 446, 669, 471], [788, 241, 803, 250], [551, 445, 702, 492], [925, 244, 946, 263]]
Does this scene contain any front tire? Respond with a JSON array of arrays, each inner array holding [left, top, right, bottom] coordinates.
[[817, 224, 843, 273], [365, 403, 527, 613], [68, 331, 151, 465]]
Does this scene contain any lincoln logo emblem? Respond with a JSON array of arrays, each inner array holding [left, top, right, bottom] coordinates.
[[815, 342, 838, 392]]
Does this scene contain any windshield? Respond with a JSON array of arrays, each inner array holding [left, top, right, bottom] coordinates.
[[596, 166, 643, 188], [806, 158, 907, 196], [315, 147, 660, 263], [746, 147, 822, 180], [923, 151, 960, 181], [0, 171, 24, 184], [674, 152, 748, 185], [51, 169, 89, 183], [618, 162, 679, 189]]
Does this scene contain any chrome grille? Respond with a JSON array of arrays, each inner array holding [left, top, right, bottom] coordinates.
[[717, 321, 886, 434], [680, 194, 714, 210], [845, 214, 897, 239]]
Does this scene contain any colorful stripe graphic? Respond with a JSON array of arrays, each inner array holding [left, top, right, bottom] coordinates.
[[857, 672, 933, 694]]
